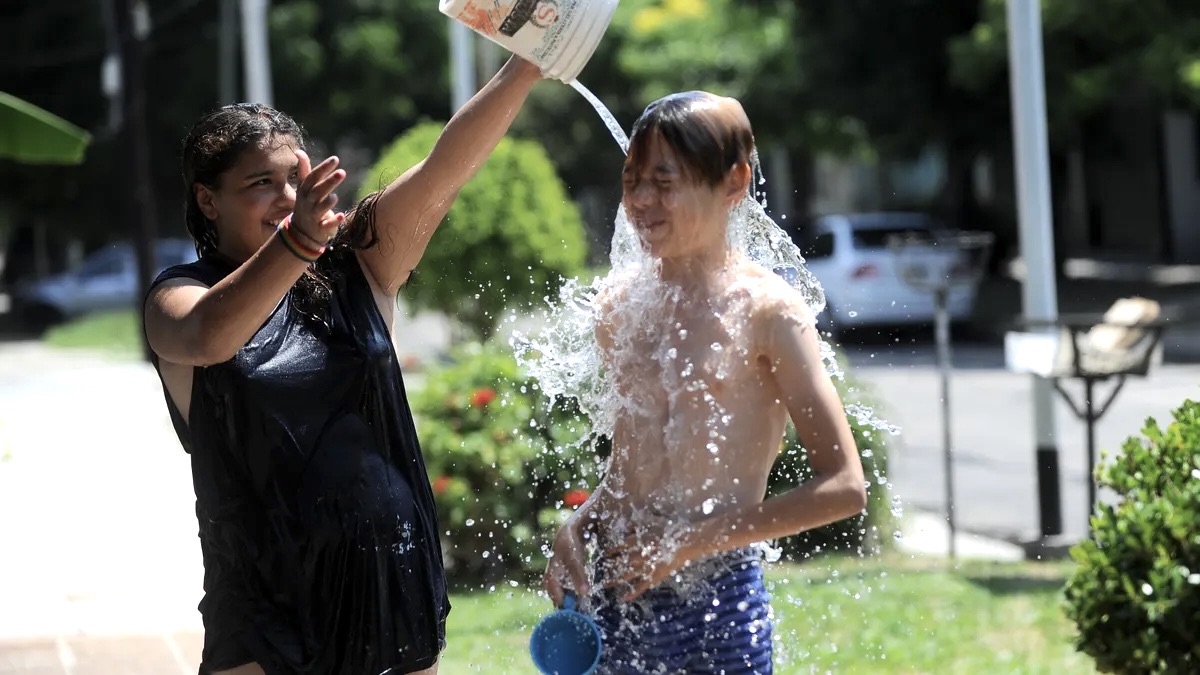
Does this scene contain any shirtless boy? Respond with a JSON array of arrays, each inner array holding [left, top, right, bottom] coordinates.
[[543, 92, 868, 674]]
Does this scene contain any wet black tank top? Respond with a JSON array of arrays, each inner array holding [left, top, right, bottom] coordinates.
[[148, 249, 448, 674]]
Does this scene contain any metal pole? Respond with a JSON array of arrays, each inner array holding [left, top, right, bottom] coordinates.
[[1084, 378, 1097, 524], [240, 0, 273, 106], [220, 0, 239, 103], [449, 21, 477, 110], [1005, 0, 1063, 538], [113, 0, 158, 361], [935, 287, 956, 560]]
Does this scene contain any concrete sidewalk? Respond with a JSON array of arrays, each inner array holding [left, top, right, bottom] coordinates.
[[0, 343, 204, 673], [0, 633, 201, 675]]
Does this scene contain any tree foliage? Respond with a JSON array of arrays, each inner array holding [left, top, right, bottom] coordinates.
[[951, 0, 1200, 144], [360, 122, 587, 340], [5, 0, 1200, 265]]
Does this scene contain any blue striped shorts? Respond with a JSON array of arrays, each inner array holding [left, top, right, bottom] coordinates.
[[592, 549, 774, 674]]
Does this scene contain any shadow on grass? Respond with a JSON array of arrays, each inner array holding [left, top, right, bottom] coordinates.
[[964, 574, 1067, 596]]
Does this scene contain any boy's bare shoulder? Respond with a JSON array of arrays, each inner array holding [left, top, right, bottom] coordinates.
[[593, 271, 636, 316], [730, 260, 817, 327]]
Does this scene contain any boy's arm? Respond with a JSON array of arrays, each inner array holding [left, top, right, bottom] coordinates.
[[687, 305, 868, 552]]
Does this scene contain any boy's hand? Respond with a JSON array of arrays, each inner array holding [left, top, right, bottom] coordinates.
[[543, 521, 591, 608], [601, 520, 702, 602]]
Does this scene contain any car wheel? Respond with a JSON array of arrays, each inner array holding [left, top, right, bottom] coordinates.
[[18, 303, 65, 334]]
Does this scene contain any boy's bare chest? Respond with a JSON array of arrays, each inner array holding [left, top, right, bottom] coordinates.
[[614, 306, 760, 400]]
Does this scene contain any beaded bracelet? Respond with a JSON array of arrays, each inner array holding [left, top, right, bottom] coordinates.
[[277, 216, 326, 264]]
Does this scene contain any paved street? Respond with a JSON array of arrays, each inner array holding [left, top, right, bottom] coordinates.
[[843, 340, 1200, 543]]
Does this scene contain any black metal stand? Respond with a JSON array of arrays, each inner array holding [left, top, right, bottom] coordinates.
[[933, 288, 956, 560], [1049, 374, 1126, 520], [1016, 316, 1166, 533]]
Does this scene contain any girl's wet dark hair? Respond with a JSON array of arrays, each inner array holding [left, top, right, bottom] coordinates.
[[181, 103, 380, 324], [625, 91, 755, 187]]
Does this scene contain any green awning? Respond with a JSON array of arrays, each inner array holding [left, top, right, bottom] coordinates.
[[0, 92, 92, 165]]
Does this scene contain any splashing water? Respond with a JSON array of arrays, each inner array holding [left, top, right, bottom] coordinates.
[[506, 89, 905, 671], [569, 79, 630, 154], [515, 154, 896, 437]]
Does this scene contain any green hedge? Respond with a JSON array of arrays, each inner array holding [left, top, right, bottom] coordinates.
[[412, 342, 601, 586], [361, 123, 589, 340], [414, 342, 892, 585], [1063, 398, 1200, 674]]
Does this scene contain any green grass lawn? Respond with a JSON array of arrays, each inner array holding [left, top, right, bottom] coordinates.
[[440, 555, 1096, 674], [42, 309, 141, 356]]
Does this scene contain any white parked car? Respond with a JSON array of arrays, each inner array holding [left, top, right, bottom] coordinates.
[[12, 238, 197, 326], [797, 213, 980, 334]]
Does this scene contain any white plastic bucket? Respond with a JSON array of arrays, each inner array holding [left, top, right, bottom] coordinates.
[[439, 0, 618, 82]]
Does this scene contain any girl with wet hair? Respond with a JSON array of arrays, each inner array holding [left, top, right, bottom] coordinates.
[[145, 56, 544, 675], [543, 92, 867, 673]]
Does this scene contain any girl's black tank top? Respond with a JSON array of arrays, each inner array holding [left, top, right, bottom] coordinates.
[[148, 249, 448, 674]]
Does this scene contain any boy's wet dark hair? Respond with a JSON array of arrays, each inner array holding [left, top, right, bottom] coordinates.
[[625, 91, 756, 187], [180, 103, 381, 323]]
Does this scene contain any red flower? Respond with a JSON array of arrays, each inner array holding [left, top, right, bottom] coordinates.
[[469, 387, 497, 408], [432, 475, 453, 495], [563, 489, 590, 509]]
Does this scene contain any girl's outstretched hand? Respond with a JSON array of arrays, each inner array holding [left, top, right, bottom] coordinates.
[[291, 149, 346, 244]]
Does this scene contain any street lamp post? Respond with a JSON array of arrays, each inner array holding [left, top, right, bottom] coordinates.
[[240, 0, 274, 106], [1005, 0, 1064, 539], [450, 21, 477, 110]]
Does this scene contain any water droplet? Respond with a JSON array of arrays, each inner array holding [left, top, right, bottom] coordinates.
[[710, 342, 721, 352], [679, 329, 689, 340], [1189, 573, 1200, 585], [848, 310, 858, 318], [465, 519, 475, 527], [702, 499, 716, 515], [1142, 583, 1153, 595]]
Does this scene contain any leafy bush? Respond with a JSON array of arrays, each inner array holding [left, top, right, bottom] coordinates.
[[360, 123, 589, 340], [412, 342, 601, 586], [767, 364, 894, 560], [415, 341, 893, 586], [1063, 399, 1200, 674]]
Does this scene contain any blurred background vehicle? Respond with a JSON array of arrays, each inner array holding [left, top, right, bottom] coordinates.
[[794, 212, 979, 335], [10, 238, 196, 329]]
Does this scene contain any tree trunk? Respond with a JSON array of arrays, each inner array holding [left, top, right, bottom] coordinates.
[[942, 142, 977, 229]]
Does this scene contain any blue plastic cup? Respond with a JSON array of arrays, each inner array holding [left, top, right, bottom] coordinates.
[[529, 593, 603, 675]]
